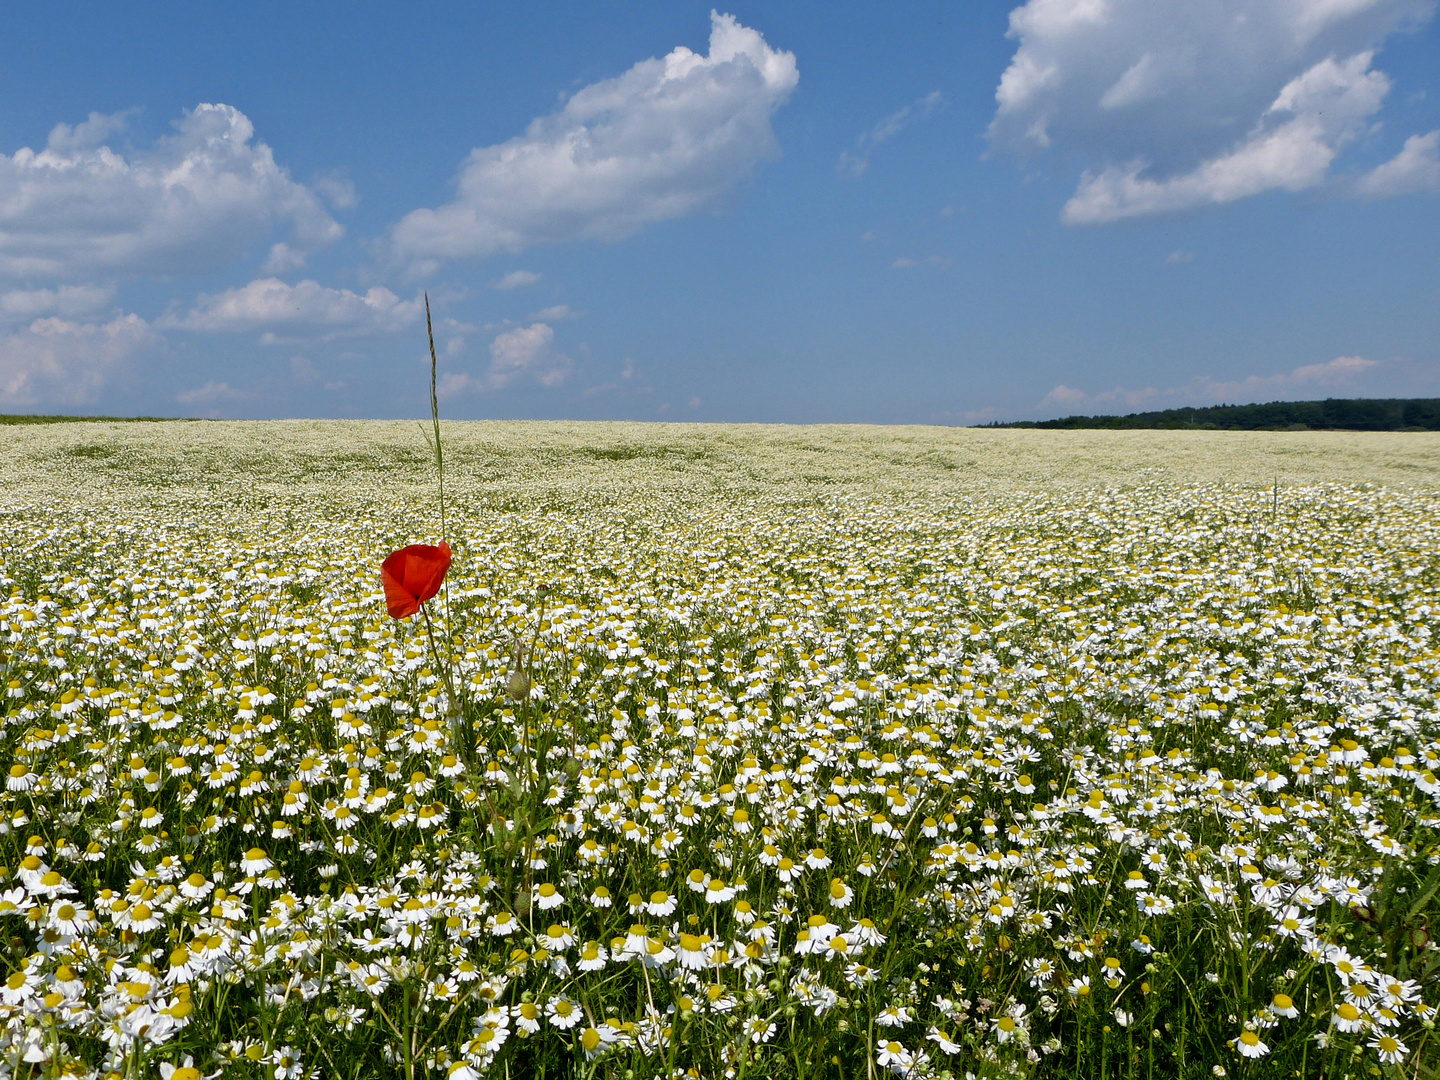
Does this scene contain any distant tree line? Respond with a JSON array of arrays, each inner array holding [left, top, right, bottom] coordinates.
[[990, 398, 1440, 431]]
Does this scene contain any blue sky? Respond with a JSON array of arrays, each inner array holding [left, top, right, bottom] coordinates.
[[1, 0, 1437, 422]]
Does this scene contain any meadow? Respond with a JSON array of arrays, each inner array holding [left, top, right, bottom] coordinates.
[[0, 420, 1438, 1080]]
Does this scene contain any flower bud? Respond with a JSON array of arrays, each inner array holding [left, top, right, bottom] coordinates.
[[508, 670, 530, 701]]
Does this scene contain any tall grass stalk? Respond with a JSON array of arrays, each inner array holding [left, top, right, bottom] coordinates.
[[421, 292, 461, 742]]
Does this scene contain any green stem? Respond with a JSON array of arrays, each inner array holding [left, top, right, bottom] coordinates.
[[403, 984, 414, 1080], [424, 293, 446, 547], [424, 292, 468, 764]]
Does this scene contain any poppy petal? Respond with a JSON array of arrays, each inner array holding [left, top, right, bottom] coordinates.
[[406, 541, 451, 605], [380, 541, 450, 619], [381, 559, 421, 619]]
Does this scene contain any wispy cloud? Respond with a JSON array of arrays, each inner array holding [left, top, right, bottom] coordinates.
[[1039, 355, 1382, 415], [891, 255, 949, 270], [838, 91, 944, 176], [176, 380, 253, 407], [493, 270, 541, 290], [0, 284, 115, 322]]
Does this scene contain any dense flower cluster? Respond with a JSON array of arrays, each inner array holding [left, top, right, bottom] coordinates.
[[0, 448, 1437, 1078]]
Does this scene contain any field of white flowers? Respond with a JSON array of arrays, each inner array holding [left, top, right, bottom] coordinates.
[[0, 421, 1438, 1080]]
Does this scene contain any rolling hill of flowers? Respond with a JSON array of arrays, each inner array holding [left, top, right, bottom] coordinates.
[[0, 421, 1437, 1079]]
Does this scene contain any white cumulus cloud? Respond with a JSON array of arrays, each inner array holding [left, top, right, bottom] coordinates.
[[989, 0, 1436, 221], [0, 313, 158, 407], [487, 322, 571, 388], [1356, 129, 1440, 194], [0, 104, 342, 280], [390, 11, 797, 273], [1064, 52, 1391, 223], [440, 322, 573, 395], [163, 278, 423, 336]]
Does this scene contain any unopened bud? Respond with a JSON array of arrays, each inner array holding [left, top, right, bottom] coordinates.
[[508, 670, 530, 701]]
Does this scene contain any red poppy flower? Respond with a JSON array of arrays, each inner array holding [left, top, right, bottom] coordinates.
[[381, 541, 451, 619]]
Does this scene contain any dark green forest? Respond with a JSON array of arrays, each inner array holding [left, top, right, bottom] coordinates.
[[993, 397, 1440, 431]]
